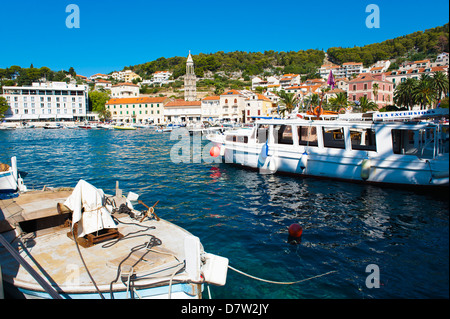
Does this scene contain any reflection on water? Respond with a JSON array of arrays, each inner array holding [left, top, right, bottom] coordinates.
[[1, 129, 448, 299]]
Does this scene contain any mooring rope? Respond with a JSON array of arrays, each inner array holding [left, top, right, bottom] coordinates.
[[228, 265, 337, 285]]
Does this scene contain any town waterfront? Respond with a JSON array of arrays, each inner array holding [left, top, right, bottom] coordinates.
[[1, 128, 448, 299]]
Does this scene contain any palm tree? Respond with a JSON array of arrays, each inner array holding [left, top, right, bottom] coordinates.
[[278, 91, 299, 114], [394, 78, 419, 110], [358, 96, 378, 113], [412, 74, 436, 110], [328, 92, 348, 112], [431, 71, 449, 104], [372, 83, 379, 104]]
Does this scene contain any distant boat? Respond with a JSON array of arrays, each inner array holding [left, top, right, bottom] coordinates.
[[0, 179, 228, 299], [113, 125, 136, 130], [0, 126, 15, 130], [43, 123, 63, 129]]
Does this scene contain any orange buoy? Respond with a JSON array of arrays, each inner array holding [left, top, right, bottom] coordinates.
[[210, 146, 220, 157], [288, 223, 303, 238], [314, 106, 323, 118]]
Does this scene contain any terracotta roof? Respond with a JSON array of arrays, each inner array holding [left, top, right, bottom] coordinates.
[[343, 62, 363, 66], [385, 65, 447, 76], [106, 97, 168, 105], [202, 96, 220, 101], [221, 89, 242, 96], [112, 82, 139, 87], [95, 79, 111, 83], [165, 99, 201, 107]]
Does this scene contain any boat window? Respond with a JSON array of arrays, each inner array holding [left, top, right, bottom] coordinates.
[[298, 126, 318, 147], [391, 128, 437, 158], [256, 124, 269, 143], [226, 135, 248, 143], [350, 128, 377, 151], [273, 125, 293, 145], [323, 127, 345, 149]]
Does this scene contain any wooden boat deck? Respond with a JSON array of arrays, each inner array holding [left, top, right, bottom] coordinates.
[[0, 189, 199, 298]]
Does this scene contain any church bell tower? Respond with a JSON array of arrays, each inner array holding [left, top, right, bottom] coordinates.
[[184, 50, 197, 101]]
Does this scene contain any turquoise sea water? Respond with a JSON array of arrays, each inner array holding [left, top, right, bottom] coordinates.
[[1, 128, 448, 299]]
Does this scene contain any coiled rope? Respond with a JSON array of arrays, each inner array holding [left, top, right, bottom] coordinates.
[[228, 265, 337, 285]]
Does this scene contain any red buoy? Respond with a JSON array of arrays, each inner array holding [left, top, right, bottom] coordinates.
[[210, 146, 220, 157], [288, 223, 303, 238]]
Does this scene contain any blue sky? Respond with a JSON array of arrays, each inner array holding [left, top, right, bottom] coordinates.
[[0, 0, 448, 77]]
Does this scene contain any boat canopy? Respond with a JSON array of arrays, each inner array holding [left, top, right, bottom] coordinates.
[[63, 180, 117, 237]]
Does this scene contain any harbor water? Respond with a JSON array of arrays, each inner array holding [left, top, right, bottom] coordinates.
[[1, 128, 448, 299]]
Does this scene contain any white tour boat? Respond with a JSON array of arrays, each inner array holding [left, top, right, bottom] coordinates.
[[0, 179, 228, 299], [207, 109, 449, 187]]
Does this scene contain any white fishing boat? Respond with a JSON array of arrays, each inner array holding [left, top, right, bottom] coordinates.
[[0, 179, 228, 299], [43, 123, 63, 129], [207, 109, 449, 187], [0, 157, 27, 193]]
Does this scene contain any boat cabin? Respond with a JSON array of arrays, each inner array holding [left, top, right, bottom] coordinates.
[[225, 119, 449, 159]]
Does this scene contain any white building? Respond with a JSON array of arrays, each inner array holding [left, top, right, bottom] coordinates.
[[111, 70, 141, 83], [279, 74, 301, 89], [219, 90, 251, 122], [89, 73, 109, 81], [369, 60, 391, 74], [244, 93, 274, 122], [164, 99, 202, 123], [106, 97, 168, 124], [110, 82, 139, 97], [141, 71, 173, 87], [2, 82, 88, 122], [94, 79, 112, 91], [201, 96, 221, 121], [252, 76, 279, 90], [319, 62, 364, 79], [432, 52, 449, 67]]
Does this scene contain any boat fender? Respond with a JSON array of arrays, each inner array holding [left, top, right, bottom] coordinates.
[[258, 141, 269, 165], [261, 141, 269, 159], [210, 146, 220, 157], [219, 145, 225, 156], [361, 158, 371, 180], [268, 157, 278, 173], [299, 151, 308, 170], [184, 235, 202, 282], [201, 253, 229, 286]]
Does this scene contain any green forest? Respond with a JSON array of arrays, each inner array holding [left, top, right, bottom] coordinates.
[[327, 23, 449, 67]]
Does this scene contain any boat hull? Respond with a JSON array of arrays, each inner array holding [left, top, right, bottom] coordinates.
[[0, 170, 17, 192], [219, 143, 449, 187]]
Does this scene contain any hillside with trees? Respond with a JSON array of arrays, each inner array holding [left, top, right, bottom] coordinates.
[[326, 23, 449, 67], [1, 23, 448, 90]]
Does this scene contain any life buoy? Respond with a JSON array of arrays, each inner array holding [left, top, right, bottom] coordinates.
[[314, 106, 323, 118]]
